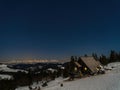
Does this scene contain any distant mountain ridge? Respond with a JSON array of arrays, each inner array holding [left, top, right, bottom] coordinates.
[[0, 59, 68, 64]]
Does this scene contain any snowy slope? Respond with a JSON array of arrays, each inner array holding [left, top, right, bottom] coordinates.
[[44, 73, 120, 90], [0, 64, 28, 73], [16, 62, 120, 90]]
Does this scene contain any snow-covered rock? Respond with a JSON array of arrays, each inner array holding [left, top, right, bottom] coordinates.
[[47, 68, 57, 73], [0, 74, 13, 80]]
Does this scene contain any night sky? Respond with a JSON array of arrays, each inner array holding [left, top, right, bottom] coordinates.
[[0, 0, 120, 59]]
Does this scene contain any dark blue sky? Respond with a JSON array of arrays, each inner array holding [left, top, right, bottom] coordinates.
[[0, 0, 120, 59]]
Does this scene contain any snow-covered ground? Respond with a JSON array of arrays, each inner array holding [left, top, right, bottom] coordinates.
[[16, 62, 120, 90], [0, 74, 13, 80], [0, 64, 28, 73]]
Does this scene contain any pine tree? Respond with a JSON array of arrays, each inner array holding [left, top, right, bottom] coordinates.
[[109, 50, 118, 62], [92, 53, 98, 60], [70, 56, 75, 72], [99, 55, 108, 65]]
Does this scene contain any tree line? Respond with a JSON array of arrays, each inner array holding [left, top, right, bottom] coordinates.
[[66, 50, 120, 66], [91, 50, 120, 65]]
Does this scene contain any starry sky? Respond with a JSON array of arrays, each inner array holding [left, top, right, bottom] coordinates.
[[0, 0, 120, 59]]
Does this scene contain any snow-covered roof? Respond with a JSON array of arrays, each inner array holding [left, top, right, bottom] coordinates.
[[80, 56, 100, 73]]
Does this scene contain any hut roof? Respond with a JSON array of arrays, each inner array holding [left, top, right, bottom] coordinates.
[[80, 56, 101, 73], [74, 62, 81, 68]]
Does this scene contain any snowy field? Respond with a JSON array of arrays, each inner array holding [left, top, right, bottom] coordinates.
[[16, 62, 120, 90], [0, 64, 28, 73]]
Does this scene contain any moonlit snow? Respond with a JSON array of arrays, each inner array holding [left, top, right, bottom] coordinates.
[[16, 62, 120, 90], [0, 64, 28, 73], [0, 74, 13, 80]]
